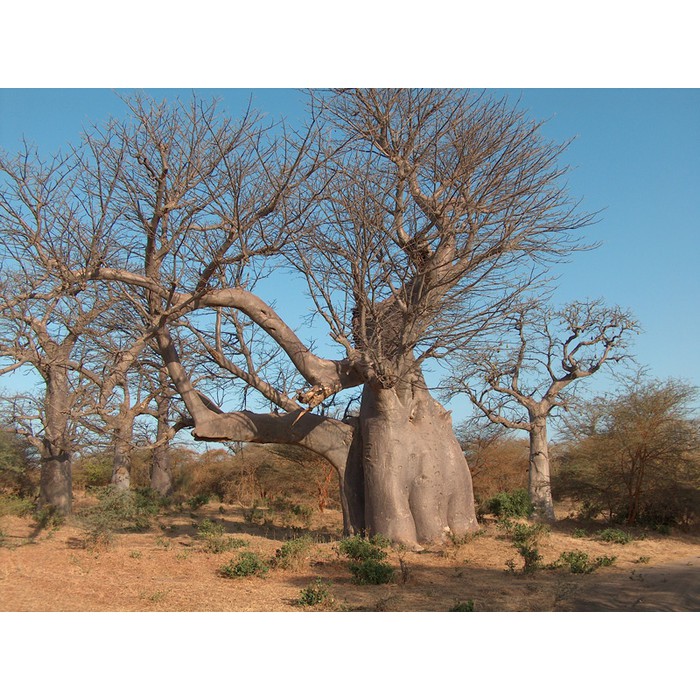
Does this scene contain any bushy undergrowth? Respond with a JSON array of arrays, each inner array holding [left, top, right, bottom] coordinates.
[[349, 558, 395, 585], [196, 519, 246, 553], [501, 520, 549, 574], [338, 535, 395, 584], [449, 600, 475, 612], [550, 550, 617, 574], [0, 495, 35, 518], [297, 578, 335, 608], [338, 535, 391, 561], [219, 551, 269, 578], [79, 486, 163, 548], [273, 536, 314, 570], [486, 489, 534, 519], [597, 528, 635, 545]]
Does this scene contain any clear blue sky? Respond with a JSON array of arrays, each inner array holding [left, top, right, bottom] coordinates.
[[1, 88, 699, 419]]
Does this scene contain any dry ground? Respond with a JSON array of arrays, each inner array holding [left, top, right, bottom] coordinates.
[[1, 497, 698, 612]]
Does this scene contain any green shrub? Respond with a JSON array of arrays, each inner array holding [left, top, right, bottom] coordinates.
[[187, 493, 210, 511], [349, 558, 395, 585], [79, 487, 162, 548], [449, 600, 475, 612], [33, 505, 65, 530], [72, 454, 113, 490], [571, 528, 588, 539], [597, 528, 634, 545], [297, 578, 334, 607], [338, 535, 394, 584], [501, 520, 548, 573], [487, 489, 534, 519], [219, 551, 269, 578], [338, 535, 389, 561], [273, 536, 314, 570], [551, 550, 617, 574]]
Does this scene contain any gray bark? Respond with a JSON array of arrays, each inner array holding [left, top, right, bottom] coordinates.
[[150, 395, 173, 496], [528, 413, 555, 521], [38, 368, 73, 515], [110, 420, 133, 491], [358, 379, 478, 546]]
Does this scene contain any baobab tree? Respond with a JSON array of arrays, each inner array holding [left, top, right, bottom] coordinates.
[[0, 139, 122, 514], [2, 90, 593, 545], [448, 299, 638, 520]]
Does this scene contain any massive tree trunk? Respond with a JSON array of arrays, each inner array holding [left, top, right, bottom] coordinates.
[[356, 379, 478, 546], [38, 369, 73, 515], [156, 328, 477, 547], [528, 413, 555, 521]]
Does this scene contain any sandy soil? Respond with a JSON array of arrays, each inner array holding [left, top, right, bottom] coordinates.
[[1, 499, 698, 612]]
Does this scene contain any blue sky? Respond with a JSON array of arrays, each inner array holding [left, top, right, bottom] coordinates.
[[1, 88, 699, 421]]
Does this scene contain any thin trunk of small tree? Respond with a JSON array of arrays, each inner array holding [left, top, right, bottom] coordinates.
[[528, 414, 555, 521], [111, 419, 133, 491], [150, 395, 173, 496]]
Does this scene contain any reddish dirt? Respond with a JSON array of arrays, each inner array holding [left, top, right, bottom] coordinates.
[[1, 499, 698, 612]]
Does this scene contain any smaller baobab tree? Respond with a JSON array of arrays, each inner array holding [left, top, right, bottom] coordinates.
[[447, 298, 638, 520]]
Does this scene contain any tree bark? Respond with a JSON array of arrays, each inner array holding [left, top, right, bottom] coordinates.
[[528, 414, 555, 521], [150, 395, 173, 496], [111, 420, 133, 491], [357, 378, 478, 546], [156, 327, 477, 546], [38, 369, 73, 515]]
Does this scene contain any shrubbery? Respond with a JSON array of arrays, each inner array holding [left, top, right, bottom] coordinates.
[[554, 379, 700, 528], [338, 535, 395, 585], [219, 551, 269, 578], [486, 489, 534, 519], [78, 486, 163, 548]]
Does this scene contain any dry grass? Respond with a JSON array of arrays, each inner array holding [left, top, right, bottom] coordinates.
[[1, 497, 698, 612]]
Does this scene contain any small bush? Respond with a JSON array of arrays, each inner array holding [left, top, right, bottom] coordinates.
[[338, 535, 389, 561], [273, 536, 314, 570], [297, 578, 334, 608], [501, 520, 548, 574], [219, 551, 269, 578], [551, 550, 617, 574], [78, 487, 162, 548], [449, 600, 475, 612], [33, 505, 65, 530], [72, 454, 113, 490], [349, 558, 395, 585], [196, 519, 246, 553], [187, 493, 210, 511], [338, 535, 394, 584], [597, 528, 634, 545], [571, 528, 588, 539], [242, 502, 267, 525], [487, 489, 534, 519]]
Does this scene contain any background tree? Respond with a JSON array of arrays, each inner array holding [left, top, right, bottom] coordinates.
[[448, 298, 638, 520], [2, 90, 594, 546], [0, 140, 119, 514], [556, 376, 700, 527]]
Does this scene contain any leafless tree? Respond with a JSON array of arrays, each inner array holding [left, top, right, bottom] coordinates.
[[2, 90, 594, 545], [447, 299, 638, 520], [0, 137, 123, 513]]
